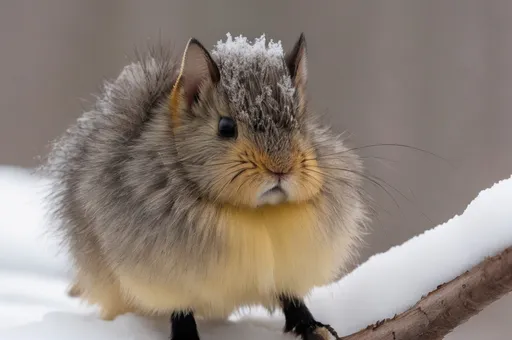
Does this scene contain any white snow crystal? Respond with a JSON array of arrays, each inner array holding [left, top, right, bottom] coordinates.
[[210, 33, 296, 129], [211, 33, 285, 66]]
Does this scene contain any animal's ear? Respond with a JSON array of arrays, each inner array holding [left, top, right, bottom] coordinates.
[[285, 33, 308, 91], [170, 38, 220, 123]]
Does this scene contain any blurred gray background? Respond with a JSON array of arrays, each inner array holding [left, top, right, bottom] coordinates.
[[0, 2, 511, 336], [2, 0, 512, 261]]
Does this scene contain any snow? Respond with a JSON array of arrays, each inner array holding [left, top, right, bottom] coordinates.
[[0, 165, 511, 339], [210, 34, 296, 128], [211, 33, 285, 67]]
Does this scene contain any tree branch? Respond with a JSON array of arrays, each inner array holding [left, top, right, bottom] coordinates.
[[341, 246, 512, 340]]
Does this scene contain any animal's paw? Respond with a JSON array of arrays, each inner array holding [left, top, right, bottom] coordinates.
[[300, 326, 334, 340]]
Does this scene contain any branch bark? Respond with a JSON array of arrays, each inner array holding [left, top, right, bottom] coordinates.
[[341, 246, 512, 340]]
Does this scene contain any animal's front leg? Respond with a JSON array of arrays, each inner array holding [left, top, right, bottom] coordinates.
[[170, 311, 200, 340], [279, 295, 335, 340]]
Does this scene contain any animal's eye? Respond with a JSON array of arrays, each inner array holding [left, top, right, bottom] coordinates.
[[218, 117, 237, 139]]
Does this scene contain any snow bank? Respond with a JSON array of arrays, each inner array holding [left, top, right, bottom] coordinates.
[[0, 166, 511, 339], [0, 167, 69, 278]]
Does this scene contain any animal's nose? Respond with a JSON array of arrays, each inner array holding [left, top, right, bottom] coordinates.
[[268, 170, 289, 179], [264, 158, 292, 178]]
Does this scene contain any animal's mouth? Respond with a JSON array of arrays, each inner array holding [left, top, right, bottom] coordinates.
[[258, 184, 287, 205], [264, 185, 285, 196]]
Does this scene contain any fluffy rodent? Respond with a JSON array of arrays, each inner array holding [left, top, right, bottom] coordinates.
[[41, 33, 368, 330]]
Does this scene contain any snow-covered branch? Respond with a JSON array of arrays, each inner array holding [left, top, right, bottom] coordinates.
[[342, 246, 512, 340]]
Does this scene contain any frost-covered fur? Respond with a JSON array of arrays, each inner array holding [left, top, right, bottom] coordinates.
[[211, 34, 298, 131], [40, 34, 369, 320]]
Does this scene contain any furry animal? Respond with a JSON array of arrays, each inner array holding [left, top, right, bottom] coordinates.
[[41, 33, 369, 340]]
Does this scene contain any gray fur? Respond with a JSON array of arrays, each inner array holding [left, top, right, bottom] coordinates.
[[40, 36, 369, 293]]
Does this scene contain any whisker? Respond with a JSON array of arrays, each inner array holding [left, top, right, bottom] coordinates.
[[189, 161, 247, 174], [307, 167, 401, 210], [234, 171, 259, 201], [303, 155, 398, 166], [316, 165, 433, 224], [230, 176, 248, 200], [211, 177, 236, 204], [317, 143, 453, 167], [299, 171, 325, 191], [205, 160, 245, 167], [301, 169, 383, 218], [212, 165, 256, 203], [206, 168, 245, 202], [229, 167, 254, 184]]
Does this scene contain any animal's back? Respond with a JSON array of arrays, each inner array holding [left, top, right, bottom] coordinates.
[[41, 53, 182, 318]]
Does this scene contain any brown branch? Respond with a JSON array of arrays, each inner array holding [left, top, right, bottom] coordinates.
[[341, 246, 512, 340]]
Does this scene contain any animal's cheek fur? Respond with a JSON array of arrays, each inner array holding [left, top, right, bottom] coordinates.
[[224, 170, 266, 207], [204, 151, 265, 207], [283, 171, 323, 203], [282, 149, 324, 203], [204, 140, 266, 207], [208, 138, 326, 207], [209, 168, 265, 207]]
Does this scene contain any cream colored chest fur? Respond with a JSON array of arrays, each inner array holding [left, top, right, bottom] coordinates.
[[118, 202, 347, 318]]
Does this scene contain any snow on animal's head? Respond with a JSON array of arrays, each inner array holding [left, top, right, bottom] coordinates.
[[169, 33, 317, 207]]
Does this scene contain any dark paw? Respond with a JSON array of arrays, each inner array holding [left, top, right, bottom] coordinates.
[[171, 336, 200, 340], [287, 324, 334, 340], [300, 326, 332, 340]]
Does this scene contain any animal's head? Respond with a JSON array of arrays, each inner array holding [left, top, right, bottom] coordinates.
[[169, 34, 324, 207]]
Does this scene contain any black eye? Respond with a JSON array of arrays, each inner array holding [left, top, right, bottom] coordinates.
[[218, 117, 237, 139]]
